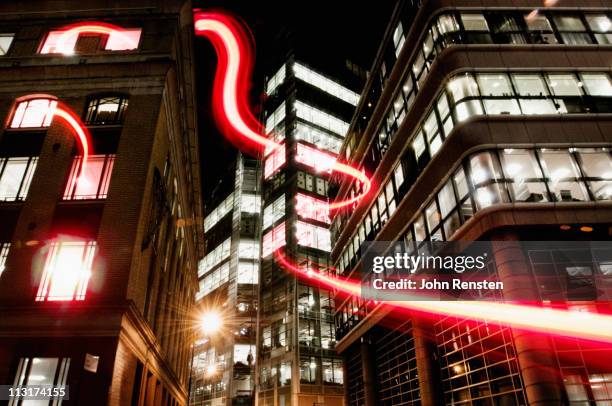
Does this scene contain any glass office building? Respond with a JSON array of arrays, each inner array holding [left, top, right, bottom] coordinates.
[[330, 1, 612, 405], [256, 56, 361, 406], [190, 154, 261, 406]]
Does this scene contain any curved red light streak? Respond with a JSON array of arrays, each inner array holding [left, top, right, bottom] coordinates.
[[52, 22, 138, 54], [275, 248, 612, 344], [193, 11, 371, 209], [194, 10, 612, 344]]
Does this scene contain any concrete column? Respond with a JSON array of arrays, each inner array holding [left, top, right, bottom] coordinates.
[[491, 231, 564, 405], [413, 315, 441, 406], [360, 338, 376, 406]]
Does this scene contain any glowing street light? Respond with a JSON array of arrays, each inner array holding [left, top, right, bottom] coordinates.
[[200, 310, 223, 335]]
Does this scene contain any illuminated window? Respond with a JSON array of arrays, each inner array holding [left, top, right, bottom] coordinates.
[[295, 143, 336, 173], [204, 193, 234, 232], [295, 221, 331, 252], [11, 357, 70, 404], [40, 27, 141, 54], [263, 194, 285, 230], [461, 13, 489, 31], [295, 193, 330, 224], [294, 101, 349, 136], [238, 240, 260, 260], [264, 144, 285, 179], [266, 64, 286, 95], [262, 222, 285, 258], [9, 99, 57, 128], [63, 155, 115, 200], [323, 358, 343, 385], [240, 193, 260, 214], [85, 96, 128, 125], [237, 261, 258, 284], [0, 243, 9, 277], [199, 238, 231, 275], [0, 157, 38, 201], [199, 262, 229, 296], [36, 240, 96, 301], [265, 102, 286, 133], [293, 63, 360, 106], [294, 122, 342, 154], [0, 34, 14, 55], [392, 22, 405, 57]]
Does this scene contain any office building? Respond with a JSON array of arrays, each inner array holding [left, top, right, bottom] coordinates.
[[0, 1, 203, 405], [190, 153, 260, 406], [256, 55, 361, 406], [330, 1, 612, 405]]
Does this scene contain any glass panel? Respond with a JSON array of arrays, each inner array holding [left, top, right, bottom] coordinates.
[[0, 158, 28, 200], [447, 75, 480, 102], [483, 99, 521, 115], [578, 149, 612, 200], [547, 74, 583, 96], [553, 15, 586, 31], [438, 14, 460, 34], [470, 152, 501, 186], [581, 73, 612, 96], [455, 100, 484, 122], [501, 149, 548, 202], [477, 74, 513, 97], [513, 74, 548, 96], [586, 14, 612, 32], [525, 14, 554, 31], [539, 150, 587, 201], [0, 34, 14, 55], [518, 99, 557, 115], [438, 180, 457, 218], [461, 14, 489, 31]]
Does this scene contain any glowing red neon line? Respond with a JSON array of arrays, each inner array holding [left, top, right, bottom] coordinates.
[[274, 248, 612, 344], [193, 11, 371, 209], [54, 104, 90, 175], [192, 11, 612, 344], [46, 22, 140, 54]]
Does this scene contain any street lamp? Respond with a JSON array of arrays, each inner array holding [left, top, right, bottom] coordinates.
[[200, 310, 223, 335]]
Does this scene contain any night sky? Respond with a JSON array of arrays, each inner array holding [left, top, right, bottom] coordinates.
[[192, 1, 396, 203]]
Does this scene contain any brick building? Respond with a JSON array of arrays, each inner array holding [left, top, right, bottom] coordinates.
[[0, 1, 203, 405]]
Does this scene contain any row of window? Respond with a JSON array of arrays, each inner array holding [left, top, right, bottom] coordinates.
[[338, 147, 612, 276], [333, 70, 612, 255], [0, 24, 141, 58], [341, 8, 612, 185], [265, 61, 360, 107], [10, 96, 128, 129], [203, 193, 234, 232]]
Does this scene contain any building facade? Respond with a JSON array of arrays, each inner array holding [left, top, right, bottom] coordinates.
[[0, 1, 203, 405], [330, 1, 612, 405], [190, 153, 261, 406], [256, 56, 361, 406]]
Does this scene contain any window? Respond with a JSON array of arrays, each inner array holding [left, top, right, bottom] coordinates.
[[264, 144, 286, 179], [577, 148, 612, 200], [265, 102, 286, 133], [295, 142, 337, 173], [63, 155, 114, 200], [238, 240, 259, 260], [447, 75, 480, 102], [295, 193, 330, 224], [322, 358, 343, 385], [262, 222, 286, 257], [294, 63, 359, 106], [295, 221, 331, 252], [294, 101, 349, 136], [263, 195, 285, 230], [36, 240, 96, 301], [237, 261, 258, 284], [0, 157, 38, 201], [10, 98, 57, 128], [0, 243, 9, 277], [477, 74, 513, 96], [553, 15, 592, 45], [199, 262, 229, 295], [294, 122, 342, 154], [204, 193, 233, 231], [525, 13, 558, 44], [392, 22, 406, 57], [546, 74, 583, 96], [266, 64, 286, 95], [10, 357, 70, 405], [581, 73, 612, 96], [586, 14, 612, 44], [461, 13, 489, 31], [300, 357, 318, 383], [0, 33, 14, 55], [85, 96, 128, 125], [199, 238, 231, 275], [240, 193, 260, 213], [539, 149, 587, 202], [513, 74, 548, 96], [41, 27, 141, 54], [501, 149, 548, 202]]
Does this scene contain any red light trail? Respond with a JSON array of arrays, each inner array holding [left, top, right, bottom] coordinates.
[[194, 10, 612, 344]]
